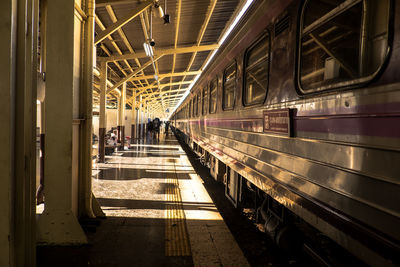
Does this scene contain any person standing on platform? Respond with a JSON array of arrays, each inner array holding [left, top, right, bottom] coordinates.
[[153, 118, 160, 141], [165, 121, 170, 135], [147, 118, 154, 139]]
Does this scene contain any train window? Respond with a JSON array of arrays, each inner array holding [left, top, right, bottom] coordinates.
[[202, 86, 208, 115], [193, 96, 198, 117], [299, 0, 390, 93], [190, 99, 193, 118], [244, 34, 270, 106], [209, 77, 218, 113], [198, 93, 201, 116], [223, 61, 237, 110]]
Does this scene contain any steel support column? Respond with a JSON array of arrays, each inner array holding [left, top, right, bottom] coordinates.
[[98, 61, 107, 163], [117, 82, 126, 150], [79, 0, 98, 219], [139, 95, 144, 138], [94, 0, 152, 45], [0, 0, 38, 264], [37, 0, 87, 244], [131, 92, 137, 142]]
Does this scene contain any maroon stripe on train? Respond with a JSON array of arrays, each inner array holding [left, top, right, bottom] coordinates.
[[296, 101, 400, 117], [188, 113, 400, 138], [294, 115, 400, 138]]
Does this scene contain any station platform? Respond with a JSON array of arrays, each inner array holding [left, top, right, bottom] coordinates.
[[88, 133, 250, 266]]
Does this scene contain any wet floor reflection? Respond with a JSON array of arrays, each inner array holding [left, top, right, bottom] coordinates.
[[94, 168, 193, 180], [128, 146, 180, 151], [121, 152, 181, 158], [97, 197, 217, 212]]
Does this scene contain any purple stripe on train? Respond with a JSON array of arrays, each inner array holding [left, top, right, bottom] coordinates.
[[294, 116, 400, 138], [295, 102, 400, 117], [188, 114, 400, 138]]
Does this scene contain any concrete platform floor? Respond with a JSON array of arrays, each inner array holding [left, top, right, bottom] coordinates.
[[88, 133, 249, 267]]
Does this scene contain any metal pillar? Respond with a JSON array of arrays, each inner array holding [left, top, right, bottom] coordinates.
[[79, 0, 97, 219], [37, 102, 45, 204], [139, 95, 143, 138], [0, 0, 38, 265], [37, 0, 46, 206], [131, 92, 137, 142], [117, 97, 121, 143], [98, 61, 107, 163], [37, 0, 87, 244], [145, 101, 149, 133], [118, 82, 126, 150]]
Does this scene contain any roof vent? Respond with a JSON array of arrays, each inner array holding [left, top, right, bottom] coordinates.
[[274, 15, 290, 37]]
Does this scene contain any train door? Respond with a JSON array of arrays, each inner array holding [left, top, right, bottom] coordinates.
[[225, 166, 241, 208]]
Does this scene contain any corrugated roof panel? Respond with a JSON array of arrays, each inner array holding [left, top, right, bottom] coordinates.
[[201, 0, 240, 45]]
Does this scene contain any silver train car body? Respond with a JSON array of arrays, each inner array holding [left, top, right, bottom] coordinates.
[[171, 0, 400, 265]]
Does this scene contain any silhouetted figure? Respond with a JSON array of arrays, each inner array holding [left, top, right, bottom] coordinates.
[[147, 118, 154, 139], [165, 121, 170, 135], [153, 118, 161, 141]]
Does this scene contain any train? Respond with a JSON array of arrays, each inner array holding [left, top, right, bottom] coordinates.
[[170, 0, 400, 265]]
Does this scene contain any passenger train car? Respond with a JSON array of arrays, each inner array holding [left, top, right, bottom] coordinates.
[[171, 0, 399, 265]]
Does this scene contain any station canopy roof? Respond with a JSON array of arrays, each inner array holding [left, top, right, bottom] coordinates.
[[93, 0, 250, 118]]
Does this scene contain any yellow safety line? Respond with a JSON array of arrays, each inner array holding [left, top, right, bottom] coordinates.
[[165, 175, 191, 256]]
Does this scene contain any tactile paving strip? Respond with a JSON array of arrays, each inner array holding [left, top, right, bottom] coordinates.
[[165, 177, 191, 256]]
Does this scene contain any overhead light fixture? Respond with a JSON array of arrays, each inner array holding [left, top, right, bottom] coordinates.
[[154, 2, 164, 18], [219, 0, 255, 46], [149, 38, 155, 47], [163, 14, 170, 24], [143, 42, 153, 57], [163, 0, 170, 24]]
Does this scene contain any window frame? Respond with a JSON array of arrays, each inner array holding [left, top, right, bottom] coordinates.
[[297, 0, 392, 95], [209, 76, 218, 114], [202, 86, 208, 115], [190, 98, 193, 118], [222, 60, 237, 111], [242, 32, 270, 107], [193, 95, 198, 117], [196, 93, 201, 116]]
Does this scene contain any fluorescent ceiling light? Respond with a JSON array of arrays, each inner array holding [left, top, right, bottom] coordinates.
[[143, 42, 153, 57], [202, 49, 218, 72], [203, 0, 254, 72], [219, 0, 254, 46]]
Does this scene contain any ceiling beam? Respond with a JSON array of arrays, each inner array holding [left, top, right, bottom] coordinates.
[[97, 44, 219, 62], [94, 0, 152, 45], [170, 0, 182, 92], [127, 81, 191, 106], [149, 94, 185, 101], [173, 0, 218, 106], [129, 71, 201, 81], [141, 88, 187, 98], [96, 0, 135, 7], [134, 81, 192, 92], [105, 5, 150, 88], [106, 55, 164, 94], [96, 16, 141, 89]]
